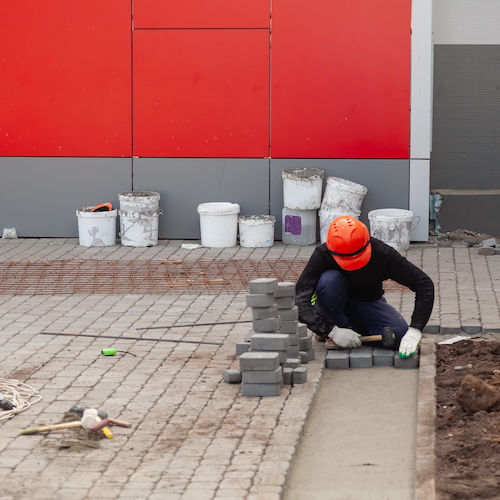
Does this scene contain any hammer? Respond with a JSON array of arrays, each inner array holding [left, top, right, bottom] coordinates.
[[81, 408, 113, 439], [359, 327, 396, 349], [68, 405, 131, 428]]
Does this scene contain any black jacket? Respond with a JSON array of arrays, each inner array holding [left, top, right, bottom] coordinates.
[[295, 238, 435, 338]]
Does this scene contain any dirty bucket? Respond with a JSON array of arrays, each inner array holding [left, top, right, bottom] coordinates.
[[368, 208, 418, 252], [320, 176, 367, 213], [118, 191, 161, 247], [318, 210, 360, 244], [282, 208, 317, 245], [76, 207, 117, 247], [238, 215, 275, 248], [282, 168, 324, 210], [197, 202, 240, 248]]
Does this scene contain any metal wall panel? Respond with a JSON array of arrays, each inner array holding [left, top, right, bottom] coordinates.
[[133, 30, 270, 158], [431, 45, 500, 190], [134, 0, 270, 28], [0, 1, 132, 157], [0, 158, 132, 237], [271, 0, 411, 159], [133, 158, 270, 240]]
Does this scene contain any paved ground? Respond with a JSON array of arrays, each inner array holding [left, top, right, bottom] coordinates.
[[0, 238, 499, 499]]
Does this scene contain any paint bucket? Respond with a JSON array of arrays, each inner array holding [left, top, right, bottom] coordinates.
[[282, 207, 317, 245], [238, 215, 275, 248], [318, 210, 361, 244], [197, 202, 240, 248], [368, 208, 417, 252], [320, 176, 367, 213], [118, 191, 161, 247], [282, 168, 324, 210], [76, 207, 117, 247]]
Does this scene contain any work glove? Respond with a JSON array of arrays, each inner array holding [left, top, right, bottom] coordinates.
[[328, 326, 362, 349], [399, 327, 422, 358]]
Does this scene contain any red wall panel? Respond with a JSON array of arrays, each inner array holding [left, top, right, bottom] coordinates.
[[133, 30, 270, 158], [0, 1, 131, 157], [271, 0, 411, 159], [134, 0, 270, 28]]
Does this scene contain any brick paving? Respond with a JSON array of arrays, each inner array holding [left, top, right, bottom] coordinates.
[[0, 238, 499, 499]]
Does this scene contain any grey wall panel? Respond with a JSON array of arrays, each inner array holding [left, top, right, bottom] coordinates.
[[0, 158, 132, 237], [432, 45, 500, 190], [270, 159, 409, 239], [133, 158, 270, 240]]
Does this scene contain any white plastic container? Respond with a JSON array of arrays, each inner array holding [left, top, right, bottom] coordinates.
[[318, 210, 360, 244], [282, 207, 317, 245], [368, 208, 416, 252], [238, 215, 275, 248], [282, 168, 324, 210], [320, 176, 367, 213], [76, 207, 117, 247], [197, 202, 240, 248], [119, 191, 161, 247]]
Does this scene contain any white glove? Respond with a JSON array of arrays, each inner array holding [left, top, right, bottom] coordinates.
[[328, 326, 362, 349], [399, 327, 422, 358]]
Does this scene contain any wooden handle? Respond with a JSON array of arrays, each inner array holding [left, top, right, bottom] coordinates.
[[359, 335, 383, 343], [20, 421, 81, 435], [108, 418, 131, 428], [88, 418, 110, 432]]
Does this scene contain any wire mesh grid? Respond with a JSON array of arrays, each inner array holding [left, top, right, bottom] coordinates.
[[0, 258, 408, 295]]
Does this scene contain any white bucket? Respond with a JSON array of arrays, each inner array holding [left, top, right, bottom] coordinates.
[[320, 176, 367, 213], [368, 208, 417, 252], [118, 191, 161, 247], [76, 207, 117, 247], [238, 215, 275, 248], [282, 168, 324, 210], [197, 202, 240, 248], [282, 207, 317, 245], [318, 210, 360, 244]]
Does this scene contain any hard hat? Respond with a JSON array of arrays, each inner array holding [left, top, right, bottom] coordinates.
[[325, 216, 372, 270]]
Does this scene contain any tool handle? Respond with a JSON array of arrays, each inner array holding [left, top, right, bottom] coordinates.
[[108, 418, 131, 428], [359, 335, 383, 343], [20, 421, 81, 435], [88, 418, 111, 432]]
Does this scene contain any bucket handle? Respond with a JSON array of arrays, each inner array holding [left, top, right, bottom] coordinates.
[[411, 216, 421, 232]]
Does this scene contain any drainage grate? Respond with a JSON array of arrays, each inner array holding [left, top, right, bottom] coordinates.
[[0, 259, 409, 295]]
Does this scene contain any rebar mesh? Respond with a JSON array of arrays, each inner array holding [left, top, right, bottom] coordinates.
[[0, 259, 408, 295]]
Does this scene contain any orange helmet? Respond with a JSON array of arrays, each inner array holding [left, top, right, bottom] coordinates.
[[325, 216, 372, 271]]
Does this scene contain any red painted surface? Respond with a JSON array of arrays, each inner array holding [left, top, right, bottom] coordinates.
[[134, 0, 270, 28], [133, 30, 270, 158], [271, 0, 411, 158], [0, 1, 132, 157]]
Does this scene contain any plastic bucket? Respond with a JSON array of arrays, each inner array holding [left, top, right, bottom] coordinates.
[[76, 207, 117, 247], [320, 176, 367, 213], [282, 208, 317, 245], [282, 168, 324, 210], [197, 202, 240, 247], [368, 208, 418, 252], [318, 210, 360, 244], [238, 215, 275, 248], [118, 191, 161, 247]]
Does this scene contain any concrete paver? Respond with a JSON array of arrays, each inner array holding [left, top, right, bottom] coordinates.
[[0, 238, 499, 498]]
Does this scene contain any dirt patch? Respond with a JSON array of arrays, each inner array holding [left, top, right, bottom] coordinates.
[[430, 229, 499, 247], [435, 339, 500, 499]]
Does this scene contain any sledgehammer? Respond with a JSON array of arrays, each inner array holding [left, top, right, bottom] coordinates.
[[359, 327, 396, 349]]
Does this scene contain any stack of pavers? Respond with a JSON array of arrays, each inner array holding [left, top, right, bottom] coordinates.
[[225, 277, 314, 396]]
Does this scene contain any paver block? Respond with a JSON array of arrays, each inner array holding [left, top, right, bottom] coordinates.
[[481, 237, 497, 247], [223, 369, 242, 384], [253, 317, 280, 332], [242, 367, 283, 384], [299, 351, 309, 364], [478, 247, 495, 255], [287, 332, 299, 346], [250, 333, 290, 351], [299, 335, 312, 350], [292, 367, 307, 385], [252, 348, 288, 363], [248, 278, 279, 294], [326, 351, 349, 370], [278, 320, 298, 334], [279, 306, 299, 321], [236, 342, 251, 355], [298, 323, 308, 337], [394, 352, 419, 369], [275, 296, 295, 310], [274, 281, 296, 298], [372, 348, 394, 367], [288, 345, 300, 358], [239, 351, 280, 371], [283, 358, 301, 369], [241, 382, 282, 397], [423, 324, 440, 334], [350, 349, 373, 368], [282, 367, 293, 385], [246, 293, 276, 308], [251, 304, 279, 319]]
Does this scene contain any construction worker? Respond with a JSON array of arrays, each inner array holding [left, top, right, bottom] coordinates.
[[295, 216, 434, 358]]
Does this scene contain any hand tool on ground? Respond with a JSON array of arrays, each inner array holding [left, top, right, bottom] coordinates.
[[358, 327, 396, 349], [81, 408, 113, 439], [19, 420, 82, 435], [68, 405, 131, 428]]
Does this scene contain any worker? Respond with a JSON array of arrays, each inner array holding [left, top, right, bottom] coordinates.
[[295, 216, 434, 358]]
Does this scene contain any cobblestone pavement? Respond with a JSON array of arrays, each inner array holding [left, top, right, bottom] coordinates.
[[0, 238, 498, 499]]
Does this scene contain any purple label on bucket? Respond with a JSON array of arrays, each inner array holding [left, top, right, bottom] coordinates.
[[285, 215, 302, 235]]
